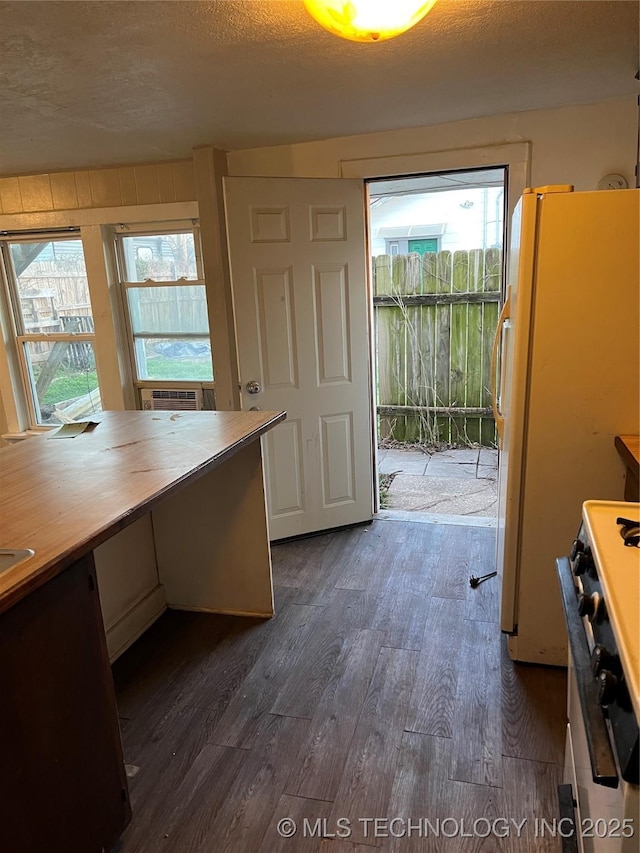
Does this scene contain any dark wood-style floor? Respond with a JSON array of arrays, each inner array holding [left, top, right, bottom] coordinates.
[[113, 519, 567, 853]]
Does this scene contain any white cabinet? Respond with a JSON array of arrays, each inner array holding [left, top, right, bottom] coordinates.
[[94, 515, 166, 660]]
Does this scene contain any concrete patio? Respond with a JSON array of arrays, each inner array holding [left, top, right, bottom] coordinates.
[[377, 445, 498, 525]]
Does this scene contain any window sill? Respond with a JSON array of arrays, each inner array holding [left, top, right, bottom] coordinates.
[[1, 429, 50, 444]]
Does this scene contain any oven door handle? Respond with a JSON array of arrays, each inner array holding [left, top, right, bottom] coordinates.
[[556, 557, 619, 788]]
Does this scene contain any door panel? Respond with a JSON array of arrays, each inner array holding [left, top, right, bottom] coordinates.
[[256, 268, 298, 388], [313, 264, 351, 384], [320, 412, 355, 505], [224, 177, 373, 540], [265, 418, 305, 518]]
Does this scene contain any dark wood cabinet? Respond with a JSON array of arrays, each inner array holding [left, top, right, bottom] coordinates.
[[0, 553, 130, 853]]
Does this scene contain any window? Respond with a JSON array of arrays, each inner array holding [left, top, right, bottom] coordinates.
[[1, 235, 102, 426], [115, 227, 213, 383]]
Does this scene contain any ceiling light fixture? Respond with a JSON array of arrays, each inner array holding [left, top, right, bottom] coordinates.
[[303, 0, 438, 43]]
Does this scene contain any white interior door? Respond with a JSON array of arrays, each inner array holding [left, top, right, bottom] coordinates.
[[224, 176, 374, 540]]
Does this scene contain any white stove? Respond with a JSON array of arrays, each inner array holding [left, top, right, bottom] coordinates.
[[557, 501, 639, 853], [582, 501, 640, 724]]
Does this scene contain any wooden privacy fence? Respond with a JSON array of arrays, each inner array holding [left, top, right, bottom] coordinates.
[[19, 260, 91, 314], [133, 285, 208, 335], [373, 248, 502, 447]]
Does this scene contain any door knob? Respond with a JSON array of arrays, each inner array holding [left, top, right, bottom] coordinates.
[[245, 380, 261, 394]]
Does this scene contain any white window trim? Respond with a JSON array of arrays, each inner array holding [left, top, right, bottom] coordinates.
[[0, 258, 29, 435], [0, 202, 198, 233]]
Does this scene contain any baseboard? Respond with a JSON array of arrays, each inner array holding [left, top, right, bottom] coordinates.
[[169, 604, 274, 619], [507, 633, 567, 667], [106, 585, 167, 662]]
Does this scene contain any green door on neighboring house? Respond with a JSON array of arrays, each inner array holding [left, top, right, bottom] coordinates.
[[408, 238, 438, 254]]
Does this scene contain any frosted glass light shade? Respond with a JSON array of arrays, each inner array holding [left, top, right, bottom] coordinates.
[[303, 0, 437, 43]]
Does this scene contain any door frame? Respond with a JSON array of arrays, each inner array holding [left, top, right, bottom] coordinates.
[[346, 143, 529, 507]]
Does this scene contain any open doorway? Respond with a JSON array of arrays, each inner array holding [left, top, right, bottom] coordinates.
[[368, 167, 507, 524]]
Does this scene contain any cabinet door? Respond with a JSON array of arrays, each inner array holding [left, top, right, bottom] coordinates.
[[0, 553, 130, 853]]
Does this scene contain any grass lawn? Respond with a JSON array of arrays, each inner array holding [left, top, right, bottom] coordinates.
[[36, 369, 99, 405], [34, 355, 211, 408], [144, 355, 213, 381]]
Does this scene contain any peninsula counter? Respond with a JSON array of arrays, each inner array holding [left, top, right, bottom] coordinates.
[[0, 409, 285, 853]]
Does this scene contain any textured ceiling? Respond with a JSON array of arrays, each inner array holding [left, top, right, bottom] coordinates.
[[0, 0, 637, 176]]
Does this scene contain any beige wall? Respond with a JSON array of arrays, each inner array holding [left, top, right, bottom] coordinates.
[[227, 98, 636, 191], [0, 160, 196, 214], [0, 97, 635, 434]]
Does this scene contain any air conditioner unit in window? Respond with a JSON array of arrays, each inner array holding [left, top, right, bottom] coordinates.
[[140, 388, 203, 412]]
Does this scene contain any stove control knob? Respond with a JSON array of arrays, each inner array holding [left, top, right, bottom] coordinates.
[[591, 645, 615, 676], [570, 538, 584, 561], [573, 551, 594, 577], [597, 670, 619, 707], [578, 592, 602, 622], [577, 592, 597, 618]]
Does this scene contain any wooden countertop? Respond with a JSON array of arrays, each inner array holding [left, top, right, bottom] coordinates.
[[0, 410, 285, 613], [615, 435, 640, 471]]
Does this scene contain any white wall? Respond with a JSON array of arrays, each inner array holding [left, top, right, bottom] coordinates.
[[227, 98, 636, 192]]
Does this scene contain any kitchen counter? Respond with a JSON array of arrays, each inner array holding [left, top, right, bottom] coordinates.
[[0, 409, 285, 853], [0, 409, 285, 615], [615, 435, 640, 501]]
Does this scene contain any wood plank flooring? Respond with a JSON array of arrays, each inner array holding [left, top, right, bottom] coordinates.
[[113, 518, 567, 853]]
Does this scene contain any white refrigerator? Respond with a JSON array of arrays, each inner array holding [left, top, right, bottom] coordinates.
[[494, 185, 639, 666]]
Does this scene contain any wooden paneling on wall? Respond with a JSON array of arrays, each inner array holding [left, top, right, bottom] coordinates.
[[0, 160, 196, 214]]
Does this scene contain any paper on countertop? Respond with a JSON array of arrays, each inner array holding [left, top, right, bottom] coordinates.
[[48, 421, 100, 439]]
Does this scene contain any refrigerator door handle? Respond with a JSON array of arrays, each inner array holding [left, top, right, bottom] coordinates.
[[491, 289, 511, 444]]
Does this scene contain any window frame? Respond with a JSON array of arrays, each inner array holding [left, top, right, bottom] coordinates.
[[0, 232, 102, 429], [112, 222, 214, 386], [0, 201, 200, 437]]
